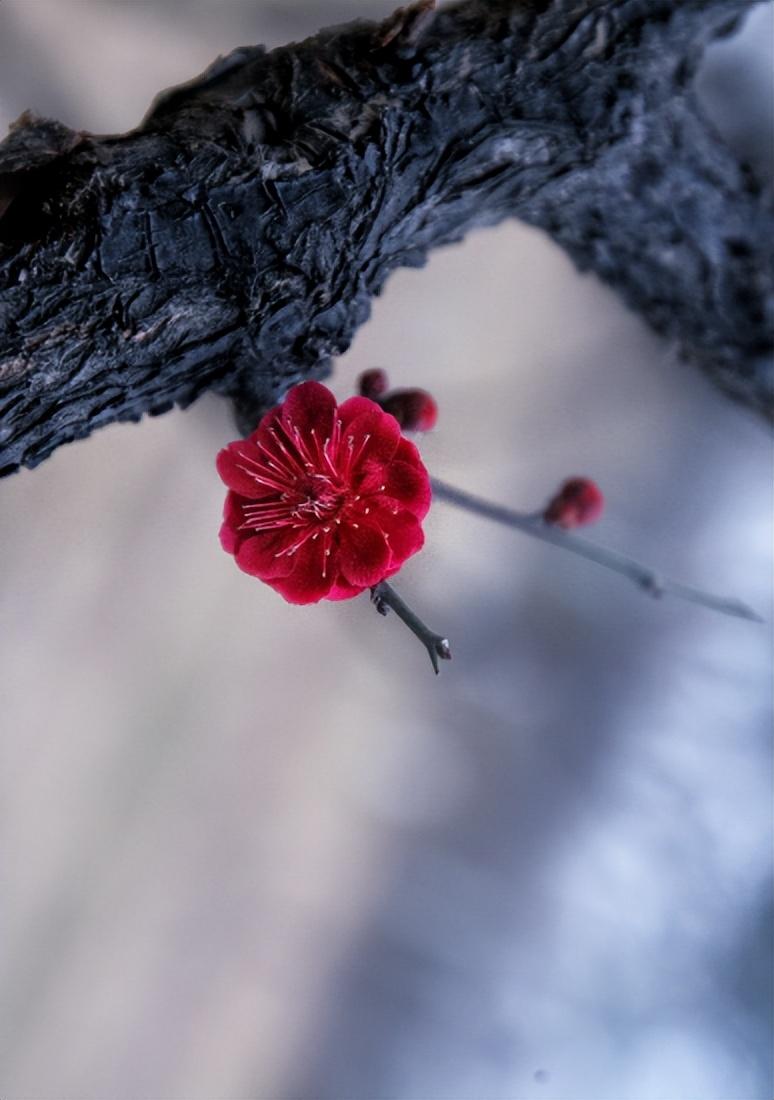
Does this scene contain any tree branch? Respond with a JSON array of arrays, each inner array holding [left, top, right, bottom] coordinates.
[[431, 477, 764, 622], [371, 580, 452, 674], [0, 0, 771, 476]]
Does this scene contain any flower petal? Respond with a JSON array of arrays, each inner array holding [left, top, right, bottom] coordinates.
[[359, 458, 431, 519], [337, 395, 381, 429], [235, 529, 296, 581], [268, 537, 336, 604], [364, 503, 425, 571], [394, 436, 424, 469], [343, 409, 402, 470], [281, 380, 336, 440], [327, 577, 366, 601], [220, 491, 248, 555], [338, 520, 392, 588], [383, 508, 425, 568], [251, 405, 282, 451], [216, 440, 278, 499]]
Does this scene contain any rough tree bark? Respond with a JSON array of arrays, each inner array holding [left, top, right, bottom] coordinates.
[[0, 0, 771, 476]]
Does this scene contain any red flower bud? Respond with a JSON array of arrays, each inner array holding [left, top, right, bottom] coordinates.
[[543, 477, 604, 529], [380, 389, 438, 432], [358, 368, 390, 399]]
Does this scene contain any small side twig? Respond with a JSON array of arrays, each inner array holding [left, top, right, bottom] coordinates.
[[430, 478, 763, 623], [371, 580, 452, 674]]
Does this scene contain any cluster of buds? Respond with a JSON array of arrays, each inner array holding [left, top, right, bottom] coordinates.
[[358, 369, 438, 432]]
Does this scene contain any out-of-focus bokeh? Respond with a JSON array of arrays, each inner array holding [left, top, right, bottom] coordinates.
[[0, 3, 771, 1098]]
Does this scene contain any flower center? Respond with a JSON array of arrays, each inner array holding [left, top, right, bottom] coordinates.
[[295, 474, 348, 521], [235, 415, 372, 549]]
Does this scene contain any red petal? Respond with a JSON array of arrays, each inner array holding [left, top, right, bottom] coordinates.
[[327, 578, 366, 601], [246, 402, 280, 440], [338, 394, 382, 429], [220, 491, 247, 554], [382, 508, 425, 567], [343, 409, 402, 470], [216, 440, 278, 499], [220, 521, 239, 555], [251, 405, 283, 452], [235, 530, 296, 580], [281, 381, 336, 440], [338, 520, 392, 587], [268, 537, 335, 604], [394, 436, 424, 469], [358, 458, 431, 519], [249, 405, 315, 487]]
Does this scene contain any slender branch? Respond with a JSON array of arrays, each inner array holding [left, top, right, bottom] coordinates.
[[371, 580, 452, 674], [430, 478, 763, 623]]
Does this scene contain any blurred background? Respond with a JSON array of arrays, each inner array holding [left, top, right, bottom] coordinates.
[[0, 3, 772, 1098]]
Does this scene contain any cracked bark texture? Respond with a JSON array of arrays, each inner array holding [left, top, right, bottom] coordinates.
[[0, 0, 771, 476]]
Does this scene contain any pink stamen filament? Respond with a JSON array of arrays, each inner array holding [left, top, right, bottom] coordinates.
[[235, 461, 290, 495], [288, 419, 319, 470], [264, 427, 307, 481]]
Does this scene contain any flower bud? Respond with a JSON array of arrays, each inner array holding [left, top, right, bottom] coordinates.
[[543, 477, 604, 529], [381, 389, 438, 432], [358, 368, 390, 399]]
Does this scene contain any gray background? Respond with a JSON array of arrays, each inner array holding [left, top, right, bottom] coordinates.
[[0, 3, 772, 1098]]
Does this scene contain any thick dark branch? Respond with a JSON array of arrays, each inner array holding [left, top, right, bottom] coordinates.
[[0, 0, 771, 475]]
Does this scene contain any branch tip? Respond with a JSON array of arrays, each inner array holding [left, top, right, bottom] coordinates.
[[371, 580, 452, 674]]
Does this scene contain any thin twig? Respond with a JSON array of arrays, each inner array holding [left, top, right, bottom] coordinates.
[[430, 478, 763, 623], [371, 580, 452, 674]]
